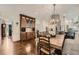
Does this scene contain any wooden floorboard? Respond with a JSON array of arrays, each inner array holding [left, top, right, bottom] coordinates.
[[0, 36, 36, 55]]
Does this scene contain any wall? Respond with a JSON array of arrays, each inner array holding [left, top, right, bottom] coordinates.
[[0, 4, 79, 41], [0, 4, 52, 41]]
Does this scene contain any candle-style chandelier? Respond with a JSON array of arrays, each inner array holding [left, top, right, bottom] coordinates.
[[50, 4, 60, 25]]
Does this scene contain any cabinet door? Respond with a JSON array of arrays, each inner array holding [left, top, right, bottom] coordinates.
[[21, 32, 26, 41], [26, 32, 35, 40], [21, 17, 26, 28]]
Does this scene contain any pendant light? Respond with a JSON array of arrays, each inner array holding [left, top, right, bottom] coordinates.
[[50, 4, 56, 25], [53, 4, 56, 18]]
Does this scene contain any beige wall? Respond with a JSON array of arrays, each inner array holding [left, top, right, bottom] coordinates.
[[0, 15, 20, 41], [0, 4, 52, 41]]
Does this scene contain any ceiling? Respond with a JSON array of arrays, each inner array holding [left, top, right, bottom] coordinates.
[[0, 4, 79, 20]]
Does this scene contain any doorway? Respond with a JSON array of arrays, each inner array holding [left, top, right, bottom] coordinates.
[[8, 24, 12, 36], [1, 23, 6, 38]]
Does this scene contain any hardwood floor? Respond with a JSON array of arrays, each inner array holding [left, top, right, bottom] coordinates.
[[0, 36, 36, 55]]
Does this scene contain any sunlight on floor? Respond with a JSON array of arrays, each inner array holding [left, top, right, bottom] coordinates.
[[25, 44, 32, 54], [2, 37, 14, 55]]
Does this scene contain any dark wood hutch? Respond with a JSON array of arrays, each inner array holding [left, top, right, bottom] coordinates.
[[20, 14, 35, 41]]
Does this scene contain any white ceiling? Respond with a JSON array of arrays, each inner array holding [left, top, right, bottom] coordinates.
[[0, 4, 79, 20]]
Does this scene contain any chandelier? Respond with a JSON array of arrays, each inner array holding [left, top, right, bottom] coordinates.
[[50, 4, 60, 25]]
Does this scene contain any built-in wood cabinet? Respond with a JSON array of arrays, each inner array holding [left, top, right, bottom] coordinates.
[[20, 14, 35, 41]]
